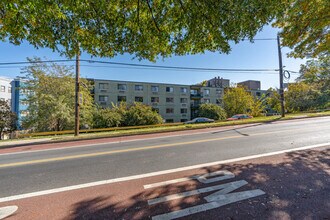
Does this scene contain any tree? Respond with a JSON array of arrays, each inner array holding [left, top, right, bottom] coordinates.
[[0, 100, 17, 140], [198, 103, 227, 120], [0, 1, 285, 61], [274, 0, 329, 58], [265, 88, 281, 113], [298, 55, 330, 108], [250, 98, 265, 117], [223, 86, 254, 117], [285, 83, 318, 112], [22, 57, 94, 131]]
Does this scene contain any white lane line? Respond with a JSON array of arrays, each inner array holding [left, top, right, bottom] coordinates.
[[0, 142, 328, 203], [144, 170, 234, 189]]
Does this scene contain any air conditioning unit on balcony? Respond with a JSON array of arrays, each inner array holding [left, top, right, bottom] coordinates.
[[119, 90, 125, 93], [100, 89, 108, 93]]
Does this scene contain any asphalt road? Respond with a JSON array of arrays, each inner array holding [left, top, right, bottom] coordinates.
[[0, 117, 329, 198]]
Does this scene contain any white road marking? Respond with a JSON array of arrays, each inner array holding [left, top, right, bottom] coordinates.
[[149, 171, 265, 220], [144, 170, 234, 189], [0, 142, 328, 203], [0, 206, 18, 220], [152, 189, 265, 220], [148, 180, 247, 205]]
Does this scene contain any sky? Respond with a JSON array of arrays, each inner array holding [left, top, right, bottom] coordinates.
[[0, 25, 306, 90]]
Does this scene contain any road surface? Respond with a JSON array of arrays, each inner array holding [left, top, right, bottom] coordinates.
[[0, 117, 329, 219]]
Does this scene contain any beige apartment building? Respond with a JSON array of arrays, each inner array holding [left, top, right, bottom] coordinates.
[[92, 79, 225, 122]]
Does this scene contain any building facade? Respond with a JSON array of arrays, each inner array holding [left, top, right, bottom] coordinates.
[[93, 79, 225, 122], [237, 80, 261, 90], [11, 78, 29, 129], [0, 77, 13, 108]]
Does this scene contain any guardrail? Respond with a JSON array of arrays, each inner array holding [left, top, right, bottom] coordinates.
[[18, 122, 184, 138]]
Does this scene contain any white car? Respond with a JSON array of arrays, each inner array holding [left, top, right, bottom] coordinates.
[[184, 117, 215, 124]]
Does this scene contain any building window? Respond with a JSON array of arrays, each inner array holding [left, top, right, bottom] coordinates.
[[180, 87, 187, 93], [166, 108, 174, 114], [216, 99, 222, 104], [8, 87, 12, 93], [180, 98, 188, 103], [190, 89, 198, 95], [99, 95, 108, 102], [118, 96, 126, 102], [135, 85, 143, 91], [1, 86, 5, 92], [151, 97, 159, 103], [151, 86, 159, 92], [99, 83, 109, 89], [216, 89, 221, 94], [204, 99, 210, 103], [165, 119, 174, 123], [135, 96, 143, 102], [181, 119, 188, 122], [166, 97, 174, 103], [180, 108, 188, 114], [117, 84, 127, 91], [204, 89, 210, 95], [166, 87, 174, 93], [153, 108, 159, 113], [256, 92, 261, 97]]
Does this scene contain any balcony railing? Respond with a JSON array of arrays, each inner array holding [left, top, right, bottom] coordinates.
[[190, 93, 203, 98]]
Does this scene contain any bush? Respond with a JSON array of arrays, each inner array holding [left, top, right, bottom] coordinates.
[[198, 103, 227, 120], [122, 102, 163, 126], [250, 99, 265, 117], [92, 102, 163, 128], [92, 107, 122, 128]]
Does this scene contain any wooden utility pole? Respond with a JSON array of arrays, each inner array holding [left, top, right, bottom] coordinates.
[[277, 34, 285, 117], [74, 50, 80, 136]]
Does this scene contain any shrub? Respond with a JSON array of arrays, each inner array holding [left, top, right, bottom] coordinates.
[[198, 103, 227, 120]]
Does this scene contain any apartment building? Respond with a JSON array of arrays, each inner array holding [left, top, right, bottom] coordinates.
[[237, 80, 270, 99], [0, 77, 13, 108], [11, 78, 29, 129], [92, 79, 225, 122]]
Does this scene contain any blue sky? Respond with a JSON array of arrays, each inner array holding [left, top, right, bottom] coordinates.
[[0, 25, 305, 90]]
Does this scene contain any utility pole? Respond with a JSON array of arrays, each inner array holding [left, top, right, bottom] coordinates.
[[277, 34, 285, 117], [74, 49, 80, 136]]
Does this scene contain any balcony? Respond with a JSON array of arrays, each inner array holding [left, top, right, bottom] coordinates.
[[190, 93, 203, 98], [190, 103, 200, 108]]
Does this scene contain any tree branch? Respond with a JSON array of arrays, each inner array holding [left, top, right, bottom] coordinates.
[[145, 0, 161, 32]]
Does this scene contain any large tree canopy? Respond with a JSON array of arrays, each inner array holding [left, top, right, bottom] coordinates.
[[274, 0, 330, 58], [0, 1, 283, 61]]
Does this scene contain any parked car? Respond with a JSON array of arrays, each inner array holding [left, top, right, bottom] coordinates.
[[227, 114, 253, 121], [184, 117, 215, 124]]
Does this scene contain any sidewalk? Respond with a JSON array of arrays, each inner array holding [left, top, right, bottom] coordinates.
[[1, 145, 329, 220]]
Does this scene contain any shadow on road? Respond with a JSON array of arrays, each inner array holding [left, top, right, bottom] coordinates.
[[68, 148, 330, 220]]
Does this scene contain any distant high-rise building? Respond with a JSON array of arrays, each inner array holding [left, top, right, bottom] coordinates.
[[207, 77, 230, 88]]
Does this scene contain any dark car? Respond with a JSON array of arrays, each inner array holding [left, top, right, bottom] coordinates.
[[184, 117, 215, 124], [227, 114, 253, 121]]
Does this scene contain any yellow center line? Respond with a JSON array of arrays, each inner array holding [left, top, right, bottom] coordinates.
[[0, 128, 313, 168]]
